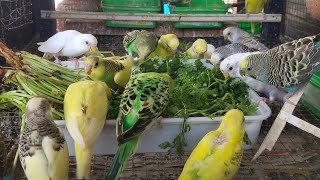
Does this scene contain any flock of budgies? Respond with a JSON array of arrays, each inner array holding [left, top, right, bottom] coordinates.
[[1, 13, 319, 179]]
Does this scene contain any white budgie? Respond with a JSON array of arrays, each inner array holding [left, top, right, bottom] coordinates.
[[37, 30, 98, 67]]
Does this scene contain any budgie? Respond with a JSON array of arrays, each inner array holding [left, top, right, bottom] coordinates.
[[64, 80, 111, 179], [210, 43, 257, 65], [239, 33, 320, 103], [123, 30, 158, 60], [219, 53, 288, 104], [223, 26, 268, 51], [148, 34, 180, 58], [245, 0, 267, 34], [19, 96, 69, 180], [179, 109, 245, 180], [84, 54, 133, 90], [37, 30, 98, 67], [106, 72, 173, 180], [186, 39, 208, 59], [0, 130, 6, 179]]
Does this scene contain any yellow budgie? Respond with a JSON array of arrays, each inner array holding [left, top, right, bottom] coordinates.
[[64, 80, 111, 179], [245, 0, 267, 34], [84, 54, 133, 90], [148, 34, 180, 58], [186, 39, 208, 59], [19, 96, 69, 180], [179, 109, 245, 180]]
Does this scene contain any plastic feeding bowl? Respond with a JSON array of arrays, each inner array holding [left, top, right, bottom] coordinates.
[[57, 59, 272, 155]]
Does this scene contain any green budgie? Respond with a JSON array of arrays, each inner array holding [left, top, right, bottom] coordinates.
[[105, 72, 173, 180], [123, 30, 158, 60], [239, 33, 320, 102]]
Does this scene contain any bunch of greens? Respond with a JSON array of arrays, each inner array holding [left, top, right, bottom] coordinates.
[[138, 57, 257, 155]]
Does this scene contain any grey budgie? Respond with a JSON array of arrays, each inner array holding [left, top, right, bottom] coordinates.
[[210, 43, 257, 65], [223, 27, 269, 51], [220, 52, 288, 104], [239, 33, 320, 102], [19, 96, 69, 180]]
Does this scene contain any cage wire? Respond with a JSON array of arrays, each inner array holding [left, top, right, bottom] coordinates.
[[0, 0, 33, 42], [282, 0, 320, 40]]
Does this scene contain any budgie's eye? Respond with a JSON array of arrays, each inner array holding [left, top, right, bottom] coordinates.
[[247, 67, 252, 71], [85, 41, 89, 45], [229, 67, 233, 71], [94, 62, 99, 67]]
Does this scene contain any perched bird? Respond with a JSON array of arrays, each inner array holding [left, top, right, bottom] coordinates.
[[245, 0, 267, 34], [205, 44, 216, 59], [210, 43, 257, 65], [84, 54, 133, 90], [186, 39, 208, 59], [239, 33, 320, 102], [37, 30, 98, 68], [179, 109, 245, 180], [123, 30, 158, 60], [219, 52, 288, 104], [106, 72, 173, 180], [223, 27, 268, 51], [19, 96, 69, 180], [0, 130, 6, 179], [148, 34, 180, 58], [64, 80, 111, 179]]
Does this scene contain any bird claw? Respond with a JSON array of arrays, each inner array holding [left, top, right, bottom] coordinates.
[[255, 97, 269, 105], [68, 58, 80, 68], [260, 12, 266, 19], [54, 59, 62, 65], [156, 116, 163, 128]]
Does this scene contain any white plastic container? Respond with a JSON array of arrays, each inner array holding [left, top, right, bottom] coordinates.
[[55, 89, 271, 156]]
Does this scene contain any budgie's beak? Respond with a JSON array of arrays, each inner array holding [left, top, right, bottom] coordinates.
[[90, 47, 98, 54], [223, 73, 230, 79], [239, 69, 245, 76], [84, 64, 92, 74]]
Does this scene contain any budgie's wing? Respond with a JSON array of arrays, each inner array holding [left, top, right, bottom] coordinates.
[[180, 131, 242, 180], [266, 34, 320, 87], [116, 74, 170, 143], [37, 30, 81, 53], [123, 30, 139, 52]]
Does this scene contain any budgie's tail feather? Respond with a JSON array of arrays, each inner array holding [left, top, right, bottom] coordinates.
[[251, 22, 256, 34], [106, 138, 139, 180], [75, 143, 93, 179]]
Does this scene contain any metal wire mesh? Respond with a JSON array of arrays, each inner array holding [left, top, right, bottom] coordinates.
[[0, 0, 33, 41], [282, 0, 320, 40]]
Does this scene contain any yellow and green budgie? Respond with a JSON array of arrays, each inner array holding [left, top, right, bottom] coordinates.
[[123, 30, 158, 60], [105, 72, 173, 180], [84, 54, 133, 90], [186, 39, 208, 59], [148, 34, 180, 58], [245, 0, 267, 34], [64, 80, 111, 179], [179, 109, 245, 180], [19, 96, 69, 180]]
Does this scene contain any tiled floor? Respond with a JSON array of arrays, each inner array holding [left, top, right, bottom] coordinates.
[[2, 102, 320, 180]]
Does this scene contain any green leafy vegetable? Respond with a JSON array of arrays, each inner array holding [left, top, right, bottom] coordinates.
[[139, 56, 257, 154]]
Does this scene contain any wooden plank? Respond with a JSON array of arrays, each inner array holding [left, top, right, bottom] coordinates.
[[41, 10, 282, 22]]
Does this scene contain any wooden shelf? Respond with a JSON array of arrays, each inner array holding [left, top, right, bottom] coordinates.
[[41, 10, 282, 22]]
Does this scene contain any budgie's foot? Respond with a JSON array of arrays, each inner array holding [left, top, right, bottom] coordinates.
[[69, 58, 80, 68], [156, 116, 163, 128], [53, 56, 62, 65], [260, 12, 266, 19], [115, 87, 124, 96], [246, 13, 250, 18]]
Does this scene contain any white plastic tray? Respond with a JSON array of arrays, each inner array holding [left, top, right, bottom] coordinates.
[[55, 89, 271, 156]]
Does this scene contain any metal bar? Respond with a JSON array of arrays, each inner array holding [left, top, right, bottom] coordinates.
[[41, 10, 282, 22]]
